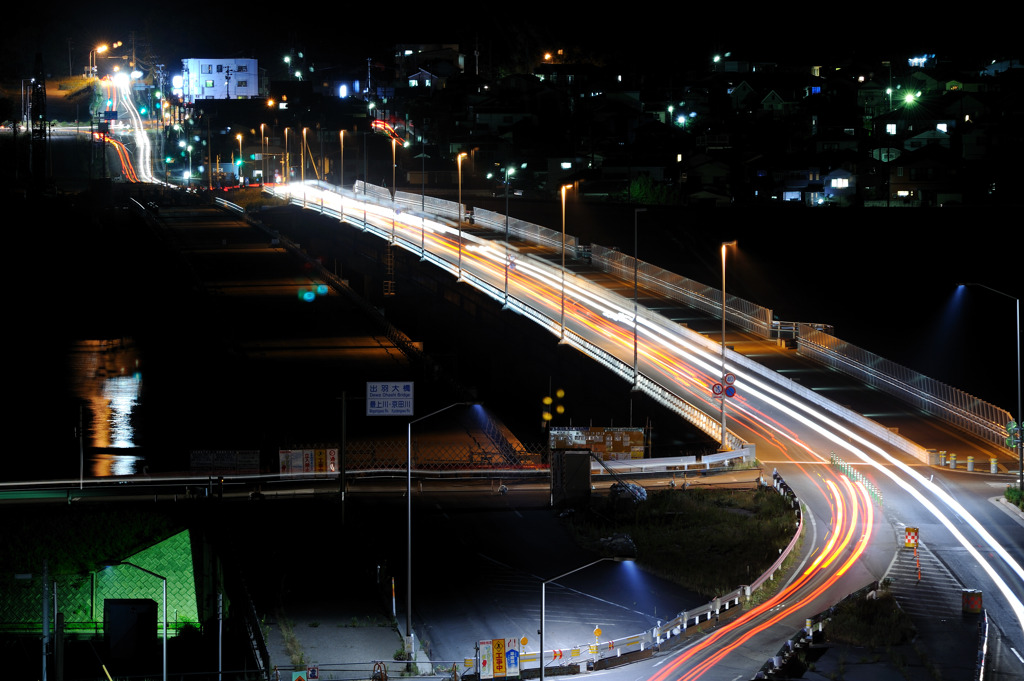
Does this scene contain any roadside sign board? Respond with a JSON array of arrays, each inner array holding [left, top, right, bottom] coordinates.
[[367, 381, 414, 416], [479, 639, 493, 680], [493, 638, 506, 677], [505, 638, 520, 677]]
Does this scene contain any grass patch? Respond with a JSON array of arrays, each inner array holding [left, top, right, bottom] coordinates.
[[276, 613, 306, 667], [824, 591, 915, 648], [1005, 485, 1023, 510], [571, 486, 797, 598]]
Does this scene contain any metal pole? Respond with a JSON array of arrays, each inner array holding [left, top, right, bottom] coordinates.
[[560, 185, 569, 340], [539, 582, 546, 681], [457, 153, 466, 280], [538, 557, 631, 681], [406, 420, 413, 654], [966, 283, 1022, 489], [406, 402, 472, 658], [1017, 297, 1022, 491], [720, 241, 736, 451], [504, 167, 511, 307], [633, 209, 646, 388]]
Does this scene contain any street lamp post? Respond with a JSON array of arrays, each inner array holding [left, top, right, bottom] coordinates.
[[559, 184, 573, 340], [539, 556, 632, 681], [301, 127, 308, 200], [457, 152, 468, 280], [391, 138, 398, 242], [633, 209, 646, 388], [260, 124, 266, 184], [339, 129, 345, 190], [963, 283, 1022, 490], [236, 133, 243, 185], [503, 165, 516, 308], [284, 127, 290, 184], [117, 561, 167, 681], [406, 402, 474, 657], [720, 241, 737, 451]]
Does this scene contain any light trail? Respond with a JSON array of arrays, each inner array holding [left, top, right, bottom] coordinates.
[[273, 181, 1024, 665]]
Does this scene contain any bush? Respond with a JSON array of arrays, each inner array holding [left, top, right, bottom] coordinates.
[[1006, 485, 1023, 510], [825, 591, 915, 648]]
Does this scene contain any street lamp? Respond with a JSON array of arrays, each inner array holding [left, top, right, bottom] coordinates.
[[406, 401, 476, 657], [503, 165, 516, 308], [633, 209, 647, 388], [89, 45, 108, 76], [391, 138, 398, 242], [260, 124, 266, 184], [339, 129, 345, 190], [302, 127, 308, 186], [560, 184, 574, 341], [457, 152, 468, 280], [284, 127, 290, 184], [962, 283, 1022, 490], [720, 241, 737, 451], [114, 561, 167, 681], [539, 556, 633, 681]]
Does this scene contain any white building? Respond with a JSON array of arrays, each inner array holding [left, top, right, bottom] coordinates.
[[179, 58, 260, 103]]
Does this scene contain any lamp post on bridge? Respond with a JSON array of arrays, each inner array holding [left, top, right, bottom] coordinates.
[[457, 152, 468, 281], [720, 240, 737, 451], [560, 183, 574, 341], [633, 208, 646, 389], [962, 283, 1022, 490]]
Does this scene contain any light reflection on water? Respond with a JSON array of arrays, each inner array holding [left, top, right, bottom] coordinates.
[[68, 339, 143, 476]]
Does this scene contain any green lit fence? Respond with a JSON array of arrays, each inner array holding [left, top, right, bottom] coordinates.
[[0, 530, 199, 637]]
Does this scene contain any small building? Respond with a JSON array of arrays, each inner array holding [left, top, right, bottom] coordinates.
[[179, 58, 261, 103]]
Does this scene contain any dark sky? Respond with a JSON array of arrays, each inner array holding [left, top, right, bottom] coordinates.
[[9, 5, 1017, 81]]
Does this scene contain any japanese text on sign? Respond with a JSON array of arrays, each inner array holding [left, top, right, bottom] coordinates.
[[367, 382, 414, 416]]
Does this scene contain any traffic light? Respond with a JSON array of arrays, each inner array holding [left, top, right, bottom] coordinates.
[[1007, 420, 1021, 449]]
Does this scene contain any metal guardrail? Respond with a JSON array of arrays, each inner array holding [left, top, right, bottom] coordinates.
[[252, 184, 981, 469], [797, 324, 1013, 450], [457, 470, 803, 677]]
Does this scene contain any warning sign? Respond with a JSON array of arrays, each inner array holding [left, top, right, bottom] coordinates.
[[493, 639, 506, 677], [904, 527, 919, 548], [480, 640, 493, 680]]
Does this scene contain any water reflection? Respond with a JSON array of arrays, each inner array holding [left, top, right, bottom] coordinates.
[[68, 339, 143, 475]]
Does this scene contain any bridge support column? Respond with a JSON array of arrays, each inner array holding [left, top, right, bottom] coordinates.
[[949, 453, 957, 470], [967, 456, 974, 472], [991, 458, 999, 474]]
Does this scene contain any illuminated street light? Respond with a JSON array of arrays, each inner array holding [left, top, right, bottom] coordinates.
[[302, 127, 308, 186], [720, 240, 737, 451], [560, 184, 574, 340], [539, 556, 633, 681], [633, 209, 647, 388], [284, 127, 290, 184], [503, 165, 516, 308], [457, 152, 468, 280], [961, 283, 1022, 490], [406, 402, 476, 657], [260, 124, 266, 183], [339, 129, 345, 190]]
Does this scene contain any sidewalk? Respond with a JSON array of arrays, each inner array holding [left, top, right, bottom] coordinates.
[[264, 586, 435, 681]]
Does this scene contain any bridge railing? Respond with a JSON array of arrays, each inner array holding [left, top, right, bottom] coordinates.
[[267, 182, 1008, 459], [797, 324, 1013, 449]]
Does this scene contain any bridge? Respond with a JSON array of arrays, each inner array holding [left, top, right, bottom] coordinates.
[[237, 179, 1024, 678]]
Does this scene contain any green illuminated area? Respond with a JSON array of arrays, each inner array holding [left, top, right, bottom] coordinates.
[[98, 530, 199, 636], [0, 507, 196, 638]]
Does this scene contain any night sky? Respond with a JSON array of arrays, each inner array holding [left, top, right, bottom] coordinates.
[[8, 6, 1018, 81]]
